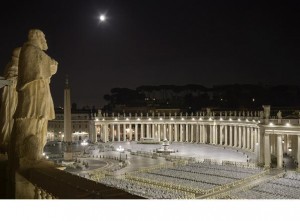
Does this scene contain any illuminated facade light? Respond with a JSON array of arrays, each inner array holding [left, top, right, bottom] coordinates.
[[159, 118, 163, 121], [137, 118, 140, 121], [192, 118, 195, 121], [171, 118, 174, 120]]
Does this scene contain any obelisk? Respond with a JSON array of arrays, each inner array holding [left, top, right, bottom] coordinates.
[[63, 75, 73, 160]]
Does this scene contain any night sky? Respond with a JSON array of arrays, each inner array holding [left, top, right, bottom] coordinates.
[[0, 0, 300, 108]]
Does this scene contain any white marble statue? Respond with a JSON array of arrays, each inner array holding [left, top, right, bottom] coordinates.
[[11, 29, 58, 167], [0, 47, 21, 153]]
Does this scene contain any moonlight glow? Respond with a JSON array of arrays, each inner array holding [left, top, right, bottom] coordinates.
[[99, 15, 106, 22]]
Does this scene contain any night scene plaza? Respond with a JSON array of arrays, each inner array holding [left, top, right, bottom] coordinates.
[[1, 0, 300, 213]]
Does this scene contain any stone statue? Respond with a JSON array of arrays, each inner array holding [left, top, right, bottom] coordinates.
[[98, 110, 102, 117], [262, 105, 270, 119], [259, 111, 264, 119], [277, 110, 282, 119], [11, 29, 58, 168], [0, 47, 21, 153], [206, 108, 211, 117]]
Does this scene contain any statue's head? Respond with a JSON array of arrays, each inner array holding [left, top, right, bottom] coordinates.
[[28, 29, 48, 51]]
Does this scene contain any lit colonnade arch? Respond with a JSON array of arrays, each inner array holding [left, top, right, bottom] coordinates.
[[91, 110, 261, 157], [90, 107, 300, 170]]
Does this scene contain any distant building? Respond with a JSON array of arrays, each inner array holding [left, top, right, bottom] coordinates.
[[47, 108, 94, 142]]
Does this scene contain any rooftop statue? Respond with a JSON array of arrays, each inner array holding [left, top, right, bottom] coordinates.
[[0, 47, 21, 153], [277, 110, 282, 119], [11, 29, 58, 168]]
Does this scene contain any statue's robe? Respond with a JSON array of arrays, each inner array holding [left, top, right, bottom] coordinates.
[[14, 42, 55, 120], [0, 59, 18, 151]]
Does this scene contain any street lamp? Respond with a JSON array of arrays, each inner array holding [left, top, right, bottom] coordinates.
[[117, 145, 124, 161]]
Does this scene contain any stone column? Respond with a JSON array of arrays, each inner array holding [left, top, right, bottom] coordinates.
[[117, 124, 120, 141], [151, 124, 155, 138], [214, 125, 217, 144], [283, 134, 287, 154], [146, 124, 150, 138], [277, 135, 283, 169], [254, 128, 257, 151], [129, 124, 132, 141], [191, 124, 194, 143], [209, 125, 213, 144], [219, 125, 223, 145], [264, 134, 271, 168], [247, 127, 250, 149], [242, 127, 246, 148], [174, 124, 178, 142], [199, 125, 202, 143], [104, 124, 108, 142], [111, 124, 115, 142], [258, 129, 264, 165], [203, 125, 207, 143], [234, 126, 237, 147], [141, 124, 144, 138], [169, 124, 172, 141], [185, 124, 189, 142], [229, 126, 233, 146], [163, 124, 167, 140], [251, 128, 255, 150], [180, 124, 183, 142], [224, 125, 228, 146], [195, 124, 199, 143], [158, 124, 161, 141], [123, 124, 126, 141], [238, 126, 242, 148], [135, 124, 138, 141]]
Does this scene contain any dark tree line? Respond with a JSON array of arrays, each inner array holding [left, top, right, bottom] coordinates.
[[102, 84, 300, 113]]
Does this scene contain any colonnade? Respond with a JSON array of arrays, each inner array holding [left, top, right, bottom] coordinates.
[[89, 116, 300, 169], [92, 119, 259, 153], [262, 132, 300, 170]]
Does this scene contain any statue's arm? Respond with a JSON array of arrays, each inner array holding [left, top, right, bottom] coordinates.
[[50, 58, 58, 75]]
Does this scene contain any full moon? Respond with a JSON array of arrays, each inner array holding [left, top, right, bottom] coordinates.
[[99, 15, 106, 22]]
